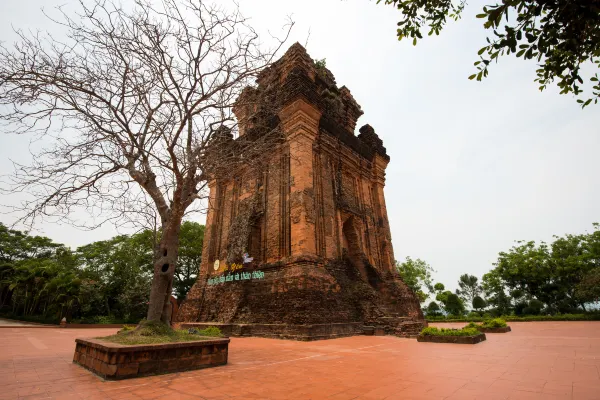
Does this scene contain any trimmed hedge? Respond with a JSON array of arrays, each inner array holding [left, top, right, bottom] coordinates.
[[420, 327, 480, 337], [426, 313, 600, 323], [482, 318, 508, 328], [464, 318, 508, 329]]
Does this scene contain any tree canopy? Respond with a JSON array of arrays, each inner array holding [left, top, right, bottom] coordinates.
[[456, 273, 481, 304], [395, 256, 435, 302], [0, 221, 205, 323], [377, 0, 600, 107]]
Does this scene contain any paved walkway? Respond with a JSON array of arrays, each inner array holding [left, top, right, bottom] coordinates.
[[0, 322, 599, 399]]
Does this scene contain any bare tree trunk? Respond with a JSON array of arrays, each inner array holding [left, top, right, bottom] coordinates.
[[147, 217, 182, 322]]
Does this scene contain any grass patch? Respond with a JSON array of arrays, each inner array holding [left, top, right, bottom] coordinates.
[[420, 327, 480, 337], [98, 321, 223, 345]]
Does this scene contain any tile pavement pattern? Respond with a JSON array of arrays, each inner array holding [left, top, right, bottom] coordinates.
[[0, 321, 598, 399]]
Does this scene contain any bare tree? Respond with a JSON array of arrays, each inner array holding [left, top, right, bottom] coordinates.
[[0, 0, 292, 323]]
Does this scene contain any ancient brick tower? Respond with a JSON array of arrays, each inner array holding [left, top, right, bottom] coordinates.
[[177, 43, 425, 339]]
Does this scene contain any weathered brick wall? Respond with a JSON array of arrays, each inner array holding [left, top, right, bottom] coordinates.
[[177, 42, 424, 327]]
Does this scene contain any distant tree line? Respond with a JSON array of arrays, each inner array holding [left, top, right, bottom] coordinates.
[[396, 223, 600, 318], [0, 222, 204, 324]]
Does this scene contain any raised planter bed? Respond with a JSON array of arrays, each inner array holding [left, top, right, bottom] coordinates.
[[73, 337, 229, 380], [477, 326, 511, 333], [417, 333, 486, 344]]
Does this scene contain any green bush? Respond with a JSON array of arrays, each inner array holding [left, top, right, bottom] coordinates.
[[465, 322, 481, 329], [426, 313, 600, 323], [196, 326, 222, 337], [0, 313, 59, 325], [121, 325, 136, 331], [526, 299, 544, 315], [482, 318, 507, 328], [69, 315, 140, 324], [420, 327, 480, 336]]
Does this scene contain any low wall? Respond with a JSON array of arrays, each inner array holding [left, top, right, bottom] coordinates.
[[73, 337, 229, 380], [478, 326, 511, 333], [182, 322, 363, 341], [417, 333, 486, 344]]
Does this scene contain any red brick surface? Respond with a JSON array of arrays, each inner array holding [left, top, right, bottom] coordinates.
[[0, 322, 599, 399]]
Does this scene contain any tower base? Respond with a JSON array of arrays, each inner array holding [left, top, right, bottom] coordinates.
[[177, 257, 426, 340]]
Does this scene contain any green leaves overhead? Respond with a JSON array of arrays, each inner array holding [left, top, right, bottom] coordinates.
[[377, 0, 600, 107]]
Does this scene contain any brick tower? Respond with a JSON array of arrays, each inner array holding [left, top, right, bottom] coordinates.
[[177, 43, 425, 340]]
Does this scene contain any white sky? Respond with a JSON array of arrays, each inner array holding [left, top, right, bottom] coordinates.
[[1, 0, 599, 293]]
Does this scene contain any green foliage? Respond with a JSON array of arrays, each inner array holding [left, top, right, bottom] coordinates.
[[377, 0, 600, 107], [487, 224, 600, 314], [315, 58, 327, 69], [100, 320, 220, 345], [576, 267, 600, 303], [0, 223, 80, 321], [119, 325, 136, 333], [433, 282, 445, 292], [0, 221, 204, 323], [523, 299, 544, 316], [395, 257, 435, 302], [482, 270, 511, 315], [420, 326, 480, 337], [195, 326, 222, 337], [425, 301, 441, 316], [481, 318, 507, 328], [436, 291, 465, 316], [472, 295, 486, 311], [427, 313, 600, 322], [456, 274, 481, 304], [174, 221, 205, 299]]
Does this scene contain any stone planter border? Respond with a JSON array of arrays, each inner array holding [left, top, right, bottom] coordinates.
[[417, 333, 486, 344], [477, 326, 511, 333], [73, 336, 229, 380]]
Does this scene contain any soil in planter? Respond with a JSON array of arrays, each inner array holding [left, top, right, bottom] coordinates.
[[99, 321, 223, 345]]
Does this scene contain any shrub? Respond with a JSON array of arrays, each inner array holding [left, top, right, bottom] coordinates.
[[443, 293, 465, 315], [467, 311, 481, 319], [482, 318, 507, 328], [121, 325, 136, 332], [195, 326, 222, 337], [465, 322, 481, 329], [527, 299, 544, 315], [425, 301, 442, 316], [426, 313, 600, 322], [514, 301, 528, 316], [420, 327, 480, 336]]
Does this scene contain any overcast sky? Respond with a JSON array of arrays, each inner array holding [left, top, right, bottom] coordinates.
[[1, 0, 599, 293]]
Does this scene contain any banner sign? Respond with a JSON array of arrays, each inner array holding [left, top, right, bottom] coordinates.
[[207, 254, 264, 286]]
